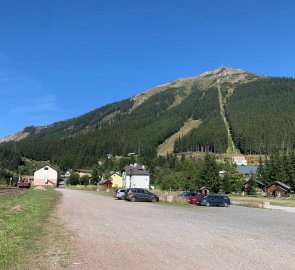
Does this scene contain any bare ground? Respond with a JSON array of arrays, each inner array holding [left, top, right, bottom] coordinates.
[[55, 189, 295, 270]]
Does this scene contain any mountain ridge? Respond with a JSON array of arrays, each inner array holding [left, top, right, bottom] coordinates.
[[1, 67, 295, 168], [0, 66, 264, 143]]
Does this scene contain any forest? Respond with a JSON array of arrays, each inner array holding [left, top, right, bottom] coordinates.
[[226, 78, 295, 154], [257, 150, 295, 190]]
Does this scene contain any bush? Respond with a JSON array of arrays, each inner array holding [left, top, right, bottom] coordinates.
[[66, 172, 80, 185]]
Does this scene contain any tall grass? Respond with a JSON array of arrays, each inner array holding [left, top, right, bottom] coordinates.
[[0, 189, 59, 269]]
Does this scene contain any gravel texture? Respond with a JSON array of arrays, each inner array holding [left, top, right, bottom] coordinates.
[[57, 189, 295, 270]]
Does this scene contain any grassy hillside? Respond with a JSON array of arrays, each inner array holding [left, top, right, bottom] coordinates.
[[157, 119, 202, 156]]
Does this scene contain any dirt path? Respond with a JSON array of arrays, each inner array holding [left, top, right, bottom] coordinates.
[[217, 79, 239, 154], [57, 189, 295, 270]]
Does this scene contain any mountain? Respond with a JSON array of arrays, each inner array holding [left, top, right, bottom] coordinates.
[[1, 66, 295, 168]]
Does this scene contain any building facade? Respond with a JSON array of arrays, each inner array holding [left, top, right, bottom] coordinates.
[[33, 164, 59, 187], [111, 173, 122, 188], [122, 164, 150, 189]]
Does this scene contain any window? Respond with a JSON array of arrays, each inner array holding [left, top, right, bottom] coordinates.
[[44, 167, 49, 170]]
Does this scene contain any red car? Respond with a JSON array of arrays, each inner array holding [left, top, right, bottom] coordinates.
[[188, 194, 206, 204]]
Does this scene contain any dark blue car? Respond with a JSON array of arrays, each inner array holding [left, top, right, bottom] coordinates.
[[198, 195, 230, 207]]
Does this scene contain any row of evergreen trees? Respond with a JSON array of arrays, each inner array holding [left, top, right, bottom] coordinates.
[[257, 151, 295, 190], [153, 154, 243, 193]]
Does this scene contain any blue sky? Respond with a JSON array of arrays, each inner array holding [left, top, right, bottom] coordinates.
[[0, 0, 294, 138]]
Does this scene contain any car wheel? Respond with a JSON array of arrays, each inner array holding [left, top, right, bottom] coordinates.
[[121, 195, 125, 200], [224, 202, 229, 207], [151, 197, 157, 202], [205, 201, 210, 207], [130, 196, 136, 202]]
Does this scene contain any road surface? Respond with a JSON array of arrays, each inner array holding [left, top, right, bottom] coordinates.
[[57, 189, 295, 270]]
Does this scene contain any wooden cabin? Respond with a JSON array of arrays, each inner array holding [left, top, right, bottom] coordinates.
[[243, 179, 265, 193], [266, 181, 291, 198], [200, 187, 210, 195]]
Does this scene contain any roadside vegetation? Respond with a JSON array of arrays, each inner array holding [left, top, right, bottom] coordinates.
[[0, 189, 60, 269]]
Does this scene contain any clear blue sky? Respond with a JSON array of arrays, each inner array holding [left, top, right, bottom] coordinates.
[[0, 0, 294, 138]]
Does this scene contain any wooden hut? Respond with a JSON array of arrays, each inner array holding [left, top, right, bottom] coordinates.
[[266, 181, 291, 198], [243, 179, 265, 193], [200, 187, 210, 195]]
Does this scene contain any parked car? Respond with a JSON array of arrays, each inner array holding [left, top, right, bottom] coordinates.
[[113, 189, 126, 199], [197, 195, 231, 207], [188, 194, 206, 204], [178, 191, 197, 198], [124, 188, 159, 202]]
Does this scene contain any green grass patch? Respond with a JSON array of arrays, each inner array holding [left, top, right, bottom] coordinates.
[[68, 185, 98, 191], [0, 189, 59, 269]]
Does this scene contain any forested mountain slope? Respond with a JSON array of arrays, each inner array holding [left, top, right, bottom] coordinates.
[[226, 78, 295, 154], [2, 67, 295, 168]]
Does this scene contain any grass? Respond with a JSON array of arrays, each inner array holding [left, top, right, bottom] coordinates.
[[230, 195, 295, 208], [157, 119, 201, 156], [0, 189, 60, 269], [68, 184, 98, 191]]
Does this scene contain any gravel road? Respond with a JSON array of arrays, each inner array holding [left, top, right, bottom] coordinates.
[[57, 189, 295, 270]]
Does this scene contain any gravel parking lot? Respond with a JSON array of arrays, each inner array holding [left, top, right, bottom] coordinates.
[[58, 189, 295, 270]]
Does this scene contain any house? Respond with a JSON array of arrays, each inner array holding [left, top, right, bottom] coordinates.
[[232, 156, 248, 166], [65, 169, 72, 178], [75, 169, 93, 178], [237, 165, 258, 180], [266, 181, 291, 198], [200, 187, 210, 195], [33, 164, 59, 187], [110, 172, 122, 188], [98, 178, 113, 188], [122, 164, 150, 189], [243, 179, 265, 193]]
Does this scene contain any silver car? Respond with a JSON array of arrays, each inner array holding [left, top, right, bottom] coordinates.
[[114, 189, 126, 200]]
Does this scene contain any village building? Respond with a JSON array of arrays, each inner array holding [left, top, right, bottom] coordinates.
[[74, 169, 93, 178], [243, 179, 265, 193], [200, 187, 210, 195], [110, 172, 122, 188], [98, 178, 113, 188], [33, 164, 59, 187], [237, 165, 258, 180], [266, 181, 292, 198], [232, 156, 248, 166], [122, 164, 150, 189]]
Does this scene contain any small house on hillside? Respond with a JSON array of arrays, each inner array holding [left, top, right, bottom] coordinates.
[[232, 156, 247, 166], [75, 169, 93, 178], [237, 165, 258, 180], [33, 164, 59, 187], [122, 164, 150, 189], [266, 181, 291, 198], [110, 173, 122, 188], [243, 179, 265, 193]]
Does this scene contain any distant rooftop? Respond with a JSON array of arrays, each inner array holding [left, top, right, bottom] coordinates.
[[237, 165, 258, 175]]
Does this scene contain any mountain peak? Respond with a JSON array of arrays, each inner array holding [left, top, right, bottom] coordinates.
[[199, 66, 247, 78]]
